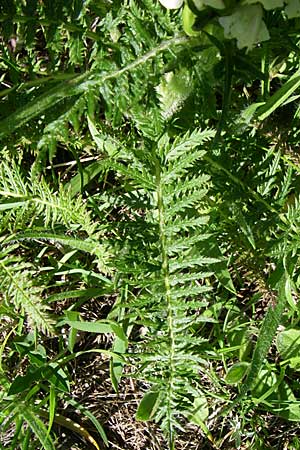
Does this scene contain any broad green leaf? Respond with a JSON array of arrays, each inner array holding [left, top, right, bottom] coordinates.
[[251, 369, 282, 402], [246, 0, 284, 9], [9, 362, 70, 395], [87, 117, 119, 155], [276, 382, 300, 421], [191, 0, 225, 9], [136, 390, 160, 421], [9, 372, 39, 395], [203, 0, 225, 8], [277, 329, 300, 369], [284, 275, 297, 311], [43, 364, 70, 393], [219, 5, 269, 50], [225, 362, 250, 384], [188, 393, 209, 424], [285, 0, 300, 18], [28, 346, 47, 366], [251, 369, 300, 421], [191, 0, 205, 8], [66, 161, 105, 198], [227, 326, 252, 362], [182, 4, 199, 37], [13, 333, 35, 356]]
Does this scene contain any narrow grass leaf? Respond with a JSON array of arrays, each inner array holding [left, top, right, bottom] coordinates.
[[47, 385, 56, 438], [63, 319, 127, 343], [257, 70, 300, 121], [67, 398, 109, 447], [20, 405, 56, 450], [36, 409, 102, 450]]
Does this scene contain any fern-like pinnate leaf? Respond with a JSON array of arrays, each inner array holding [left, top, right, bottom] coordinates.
[[0, 245, 54, 335], [155, 68, 193, 120], [0, 162, 95, 235], [108, 129, 216, 447], [4, 231, 111, 275]]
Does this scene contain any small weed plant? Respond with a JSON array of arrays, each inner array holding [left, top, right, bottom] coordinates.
[[1, 1, 300, 449]]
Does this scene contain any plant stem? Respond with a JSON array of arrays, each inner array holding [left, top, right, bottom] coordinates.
[[155, 157, 175, 450]]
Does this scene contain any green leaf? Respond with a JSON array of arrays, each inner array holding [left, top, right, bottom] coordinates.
[[251, 369, 300, 421], [66, 398, 109, 447], [66, 161, 105, 198], [229, 261, 295, 409], [63, 319, 127, 343], [257, 70, 300, 121], [6, 231, 104, 257], [251, 368, 279, 399], [9, 372, 39, 395], [204, 240, 236, 293], [246, 0, 284, 9], [47, 385, 56, 438], [87, 116, 119, 154], [276, 382, 300, 421], [65, 311, 80, 353], [182, 4, 199, 37], [9, 361, 70, 395], [225, 362, 250, 384], [20, 405, 56, 450], [219, 5, 270, 50], [155, 68, 193, 120], [276, 329, 300, 369], [28, 345, 47, 366], [232, 206, 256, 249], [0, 200, 28, 210], [43, 364, 70, 392], [202, 0, 225, 8], [188, 393, 209, 425], [239, 102, 265, 125], [136, 390, 160, 421], [47, 288, 108, 303], [110, 335, 127, 393], [285, 0, 300, 18]]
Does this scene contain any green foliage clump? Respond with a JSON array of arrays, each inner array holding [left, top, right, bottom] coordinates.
[[1, 1, 300, 449]]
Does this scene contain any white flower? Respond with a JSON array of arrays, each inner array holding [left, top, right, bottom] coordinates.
[[158, 0, 184, 9]]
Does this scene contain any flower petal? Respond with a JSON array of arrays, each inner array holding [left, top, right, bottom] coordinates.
[[158, 0, 184, 9]]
